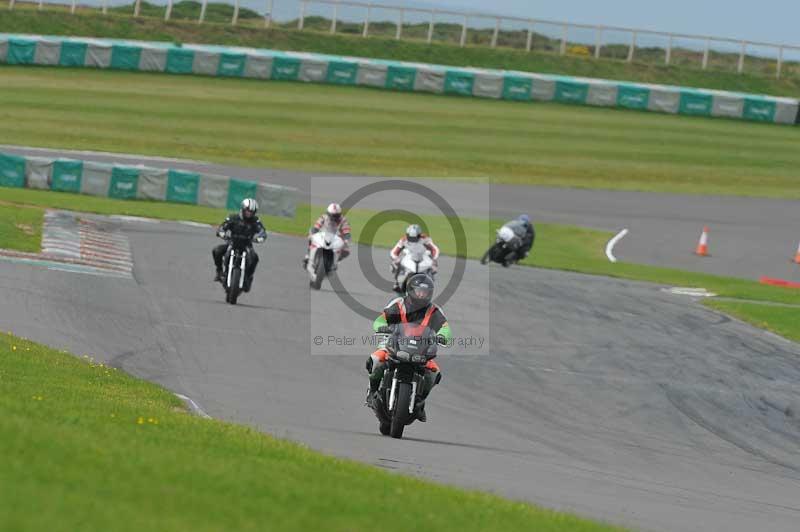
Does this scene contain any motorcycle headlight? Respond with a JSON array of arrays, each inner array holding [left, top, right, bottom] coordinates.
[[411, 354, 426, 364], [396, 351, 411, 362]]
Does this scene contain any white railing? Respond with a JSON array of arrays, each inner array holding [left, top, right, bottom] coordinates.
[[7, 0, 800, 79]]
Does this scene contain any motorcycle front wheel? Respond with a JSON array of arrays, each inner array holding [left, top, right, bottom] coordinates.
[[227, 268, 241, 304], [310, 254, 325, 290], [390, 382, 412, 439]]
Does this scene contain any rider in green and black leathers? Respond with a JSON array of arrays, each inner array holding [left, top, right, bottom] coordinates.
[[366, 273, 452, 422]]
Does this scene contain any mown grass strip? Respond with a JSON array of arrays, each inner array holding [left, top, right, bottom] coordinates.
[[0, 331, 626, 532], [2, 67, 800, 198], [703, 300, 800, 343]]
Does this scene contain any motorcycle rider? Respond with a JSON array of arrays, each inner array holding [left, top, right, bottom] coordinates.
[[366, 273, 452, 423], [499, 214, 535, 266], [212, 198, 267, 292], [303, 203, 351, 269], [390, 224, 440, 291]]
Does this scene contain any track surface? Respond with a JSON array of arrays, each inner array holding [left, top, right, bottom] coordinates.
[[2, 216, 800, 532], [5, 146, 799, 282]]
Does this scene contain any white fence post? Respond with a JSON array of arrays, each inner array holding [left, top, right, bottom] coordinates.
[[265, 0, 273, 28], [427, 10, 435, 44], [232, 0, 240, 25], [627, 31, 637, 62], [665, 34, 673, 65], [396, 9, 404, 40], [8, 0, 14, 10], [330, 1, 338, 33], [777, 45, 784, 79], [594, 26, 603, 59], [491, 18, 500, 48], [70, 0, 77, 14], [199, 0, 207, 23], [702, 38, 710, 70], [38, 0, 43, 11], [560, 24, 568, 55], [102, 0, 108, 14], [298, 0, 306, 30], [362, 4, 371, 38], [164, 0, 173, 21], [737, 40, 746, 73], [526, 21, 534, 52], [133, 0, 141, 17], [460, 15, 468, 47]]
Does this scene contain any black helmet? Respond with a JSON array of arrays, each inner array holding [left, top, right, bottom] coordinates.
[[405, 273, 434, 309]]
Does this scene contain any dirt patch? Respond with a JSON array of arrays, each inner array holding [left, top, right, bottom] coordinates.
[[14, 223, 36, 236]]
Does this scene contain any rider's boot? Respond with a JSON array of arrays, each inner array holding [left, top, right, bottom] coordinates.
[[213, 268, 223, 282], [365, 378, 380, 407], [302, 255, 309, 270], [242, 275, 253, 293]]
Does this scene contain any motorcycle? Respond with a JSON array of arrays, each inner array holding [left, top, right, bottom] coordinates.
[[307, 223, 345, 290], [481, 225, 523, 267], [393, 241, 435, 293], [369, 324, 447, 439], [220, 232, 264, 305]]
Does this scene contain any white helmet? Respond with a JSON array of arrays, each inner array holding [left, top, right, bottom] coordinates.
[[405, 224, 422, 243], [241, 198, 258, 220], [497, 225, 515, 243], [326, 203, 343, 223]]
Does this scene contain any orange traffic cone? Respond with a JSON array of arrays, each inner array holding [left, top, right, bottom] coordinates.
[[793, 241, 800, 264], [695, 226, 710, 257]]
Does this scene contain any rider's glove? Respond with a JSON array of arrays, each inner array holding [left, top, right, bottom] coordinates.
[[432, 259, 439, 273], [255, 234, 266, 244], [217, 229, 226, 238], [376, 326, 392, 335], [436, 335, 448, 346]]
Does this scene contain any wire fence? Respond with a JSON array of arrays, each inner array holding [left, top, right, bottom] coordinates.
[[6, 0, 800, 80]]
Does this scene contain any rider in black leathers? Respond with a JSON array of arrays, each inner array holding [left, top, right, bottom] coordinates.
[[501, 214, 535, 266], [212, 198, 267, 292]]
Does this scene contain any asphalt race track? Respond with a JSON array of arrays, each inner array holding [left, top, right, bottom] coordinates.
[[4, 145, 799, 282], [2, 216, 800, 532]]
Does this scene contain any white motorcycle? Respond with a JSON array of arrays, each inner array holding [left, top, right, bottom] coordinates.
[[307, 223, 345, 290], [393, 241, 435, 293]]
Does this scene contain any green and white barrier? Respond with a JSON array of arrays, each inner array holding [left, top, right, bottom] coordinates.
[[0, 151, 297, 217], [1, 33, 798, 125]]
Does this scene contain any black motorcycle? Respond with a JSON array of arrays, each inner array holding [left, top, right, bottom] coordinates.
[[369, 324, 444, 439], [481, 226, 523, 267], [221, 233, 259, 305]]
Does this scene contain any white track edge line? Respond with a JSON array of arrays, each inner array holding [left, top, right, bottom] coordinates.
[[605, 228, 629, 263], [174, 393, 212, 419]]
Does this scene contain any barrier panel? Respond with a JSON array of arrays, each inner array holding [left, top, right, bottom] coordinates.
[[1, 33, 798, 125], [0, 151, 298, 218]]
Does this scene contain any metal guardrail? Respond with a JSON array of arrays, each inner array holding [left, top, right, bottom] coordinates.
[[7, 0, 800, 79]]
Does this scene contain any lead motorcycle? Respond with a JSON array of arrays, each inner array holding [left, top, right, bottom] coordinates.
[[481, 225, 524, 267], [369, 324, 446, 439], [393, 241, 435, 294], [307, 222, 345, 290], [220, 232, 264, 305]]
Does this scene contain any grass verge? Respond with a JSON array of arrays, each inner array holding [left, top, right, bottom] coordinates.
[[2, 67, 800, 198], [2, 187, 799, 308], [1, 5, 799, 97], [703, 300, 800, 343], [0, 203, 43, 252], [0, 332, 625, 532]]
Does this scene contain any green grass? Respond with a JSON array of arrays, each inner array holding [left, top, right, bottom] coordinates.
[[703, 300, 800, 342], [3, 187, 799, 306], [0, 203, 43, 252], [0, 332, 625, 532], [2, 4, 800, 96], [2, 67, 800, 198]]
